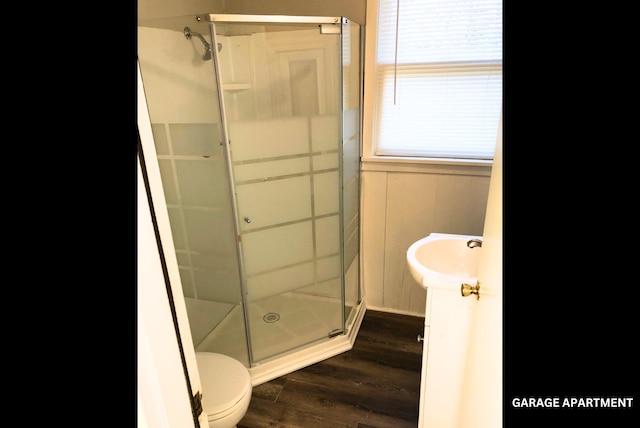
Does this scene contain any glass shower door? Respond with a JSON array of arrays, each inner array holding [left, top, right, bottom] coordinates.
[[211, 17, 346, 363], [137, 17, 250, 366]]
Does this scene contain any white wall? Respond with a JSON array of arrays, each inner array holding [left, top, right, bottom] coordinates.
[[361, 166, 490, 316], [457, 114, 503, 428]]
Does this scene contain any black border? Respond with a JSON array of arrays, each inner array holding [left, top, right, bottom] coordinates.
[[503, 4, 637, 425]]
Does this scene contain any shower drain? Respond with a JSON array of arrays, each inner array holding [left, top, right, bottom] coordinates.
[[263, 312, 280, 323]]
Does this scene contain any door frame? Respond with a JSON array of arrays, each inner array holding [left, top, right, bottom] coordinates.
[[137, 60, 208, 428]]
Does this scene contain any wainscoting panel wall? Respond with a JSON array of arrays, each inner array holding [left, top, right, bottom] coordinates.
[[361, 168, 491, 317]]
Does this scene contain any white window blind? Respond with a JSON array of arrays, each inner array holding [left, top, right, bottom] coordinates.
[[375, 0, 502, 160]]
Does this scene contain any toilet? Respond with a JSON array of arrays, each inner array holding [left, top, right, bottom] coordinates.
[[196, 352, 252, 428]]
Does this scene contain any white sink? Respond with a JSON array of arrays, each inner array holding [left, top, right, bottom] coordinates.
[[406, 233, 482, 290]]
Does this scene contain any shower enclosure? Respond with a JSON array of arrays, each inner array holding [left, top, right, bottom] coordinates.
[[137, 13, 364, 383]]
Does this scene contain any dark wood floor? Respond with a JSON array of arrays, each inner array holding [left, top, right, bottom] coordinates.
[[238, 309, 425, 428]]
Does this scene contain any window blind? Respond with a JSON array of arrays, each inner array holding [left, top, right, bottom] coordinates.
[[375, 0, 502, 160]]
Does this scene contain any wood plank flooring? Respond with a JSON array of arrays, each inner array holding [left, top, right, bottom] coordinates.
[[238, 309, 425, 428]]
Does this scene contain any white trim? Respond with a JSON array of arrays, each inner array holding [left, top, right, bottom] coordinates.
[[138, 61, 208, 428], [361, 156, 492, 176]]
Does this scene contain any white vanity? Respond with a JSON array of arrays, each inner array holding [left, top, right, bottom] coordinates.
[[407, 233, 483, 428]]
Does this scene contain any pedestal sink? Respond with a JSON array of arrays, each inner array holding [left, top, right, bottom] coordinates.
[[406, 233, 482, 291]]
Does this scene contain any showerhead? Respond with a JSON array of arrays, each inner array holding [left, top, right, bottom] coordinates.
[[184, 26, 212, 61], [202, 46, 212, 61]]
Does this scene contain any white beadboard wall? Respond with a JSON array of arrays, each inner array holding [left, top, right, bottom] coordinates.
[[361, 167, 491, 317]]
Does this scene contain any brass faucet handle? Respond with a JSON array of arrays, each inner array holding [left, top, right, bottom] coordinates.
[[461, 283, 480, 300]]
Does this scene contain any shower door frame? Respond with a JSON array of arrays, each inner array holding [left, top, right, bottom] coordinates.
[[205, 13, 353, 367]]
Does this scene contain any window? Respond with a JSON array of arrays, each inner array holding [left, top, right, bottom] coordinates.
[[375, 0, 502, 160]]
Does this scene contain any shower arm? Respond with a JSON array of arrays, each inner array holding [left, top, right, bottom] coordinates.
[[183, 26, 212, 60]]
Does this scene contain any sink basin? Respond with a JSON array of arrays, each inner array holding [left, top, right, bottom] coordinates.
[[406, 233, 482, 290]]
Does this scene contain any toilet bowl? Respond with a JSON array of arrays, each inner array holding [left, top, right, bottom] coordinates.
[[195, 352, 252, 428]]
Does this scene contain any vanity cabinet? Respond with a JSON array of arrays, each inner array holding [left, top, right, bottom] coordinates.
[[418, 286, 476, 427]]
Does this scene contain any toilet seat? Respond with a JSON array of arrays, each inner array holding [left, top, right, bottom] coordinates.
[[196, 353, 252, 424]]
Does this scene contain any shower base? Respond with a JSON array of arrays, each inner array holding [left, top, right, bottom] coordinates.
[[195, 292, 366, 385]]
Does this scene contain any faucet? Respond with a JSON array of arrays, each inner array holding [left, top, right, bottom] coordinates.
[[467, 238, 482, 248]]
